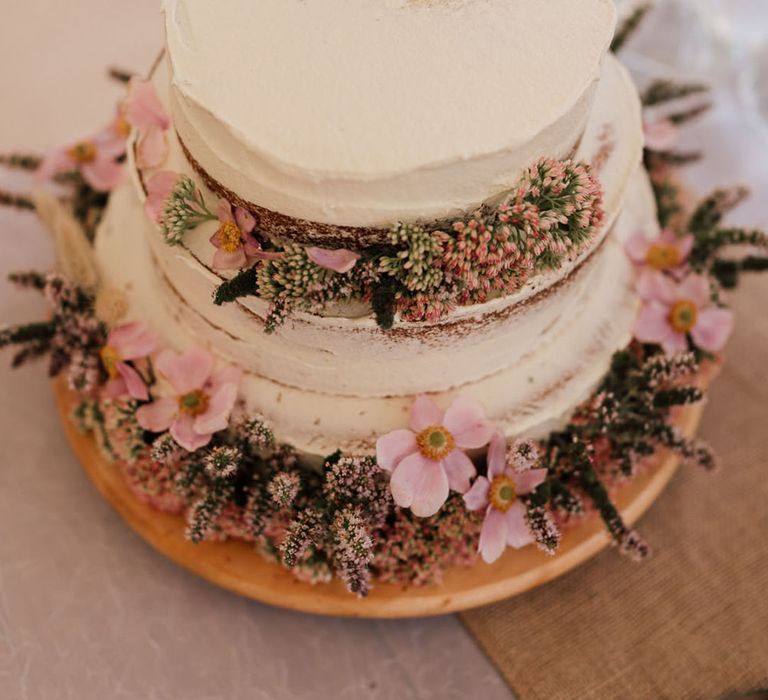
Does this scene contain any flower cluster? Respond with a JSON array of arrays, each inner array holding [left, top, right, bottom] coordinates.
[[145, 172, 217, 245], [210, 158, 603, 331], [1, 272, 106, 392]]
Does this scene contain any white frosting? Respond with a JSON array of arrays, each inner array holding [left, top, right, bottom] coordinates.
[[163, 0, 616, 227], [134, 52, 642, 397], [95, 165, 657, 456]]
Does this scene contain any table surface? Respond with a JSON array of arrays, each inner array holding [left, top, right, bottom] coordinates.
[[1, 2, 766, 699]]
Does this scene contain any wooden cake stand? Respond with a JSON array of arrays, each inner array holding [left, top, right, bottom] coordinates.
[[54, 379, 704, 619]]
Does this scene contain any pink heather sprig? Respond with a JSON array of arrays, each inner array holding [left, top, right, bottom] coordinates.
[[330, 506, 375, 596]]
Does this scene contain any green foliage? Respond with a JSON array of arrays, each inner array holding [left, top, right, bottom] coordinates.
[[611, 2, 652, 53], [213, 266, 258, 305], [641, 79, 709, 107]]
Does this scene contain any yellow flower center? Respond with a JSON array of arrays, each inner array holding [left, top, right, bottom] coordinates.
[[645, 243, 681, 270], [489, 474, 517, 513], [217, 220, 243, 253], [416, 425, 456, 461], [67, 140, 97, 164], [115, 114, 132, 138], [669, 299, 699, 334], [178, 390, 209, 416], [99, 345, 121, 379]]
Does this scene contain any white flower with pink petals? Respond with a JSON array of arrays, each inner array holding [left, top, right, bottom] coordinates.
[[634, 272, 734, 355], [210, 200, 282, 270], [464, 431, 547, 564], [626, 228, 693, 274], [306, 247, 360, 274], [37, 129, 125, 192], [100, 321, 158, 401], [123, 78, 171, 169], [644, 118, 679, 152], [375, 395, 494, 518], [136, 347, 242, 452]]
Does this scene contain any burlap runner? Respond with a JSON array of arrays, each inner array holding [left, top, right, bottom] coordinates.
[[460, 274, 768, 700]]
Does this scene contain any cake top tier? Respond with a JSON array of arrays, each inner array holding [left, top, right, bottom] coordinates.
[[164, 0, 616, 230]]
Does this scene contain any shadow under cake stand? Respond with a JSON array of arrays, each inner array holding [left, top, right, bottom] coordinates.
[[54, 379, 704, 619]]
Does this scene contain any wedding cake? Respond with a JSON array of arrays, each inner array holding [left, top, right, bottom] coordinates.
[[5, 0, 757, 599]]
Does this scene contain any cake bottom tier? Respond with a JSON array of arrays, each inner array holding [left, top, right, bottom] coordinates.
[[94, 168, 655, 458], [54, 376, 703, 618]]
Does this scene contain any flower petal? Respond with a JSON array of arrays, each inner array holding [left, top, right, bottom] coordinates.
[[171, 414, 212, 452], [486, 430, 507, 479], [217, 199, 234, 223], [661, 330, 689, 355], [136, 397, 177, 433], [636, 269, 677, 303], [375, 429, 417, 472], [442, 448, 476, 494], [390, 452, 449, 518], [678, 274, 711, 308], [644, 118, 679, 151], [409, 395, 444, 432], [207, 365, 243, 394], [124, 78, 170, 130], [108, 321, 157, 359], [212, 247, 247, 270], [692, 307, 734, 353], [479, 508, 508, 564], [194, 382, 238, 435], [144, 171, 180, 222], [81, 159, 123, 192], [463, 475, 490, 511], [443, 396, 493, 449], [634, 301, 673, 345], [117, 362, 149, 401], [625, 231, 650, 263], [306, 247, 360, 274], [102, 377, 127, 399], [154, 347, 214, 394], [234, 206, 256, 233], [137, 128, 169, 169], [36, 148, 73, 182], [515, 467, 548, 496], [505, 501, 534, 549]]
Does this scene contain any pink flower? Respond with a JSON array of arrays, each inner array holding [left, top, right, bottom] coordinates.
[[136, 347, 241, 452], [123, 78, 171, 169], [210, 200, 282, 270], [634, 273, 734, 355], [100, 322, 158, 401], [307, 247, 360, 273], [376, 395, 494, 517], [644, 118, 679, 152], [626, 228, 693, 274], [37, 128, 125, 191], [144, 171, 181, 222], [463, 431, 547, 564]]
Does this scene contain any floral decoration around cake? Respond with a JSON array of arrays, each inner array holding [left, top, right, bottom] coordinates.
[[2, 17, 768, 596]]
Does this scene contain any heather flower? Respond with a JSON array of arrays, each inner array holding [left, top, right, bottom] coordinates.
[[267, 471, 301, 508], [643, 118, 679, 152], [210, 200, 281, 270], [37, 127, 125, 191], [323, 455, 391, 525], [204, 446, 241, 479], [507, 437, 540, 472], [136, 346, 241, 451], [376, 395, 494, 517], [123, 78, 171, 168], [100, 321, 157, 401], [306, 247, 360, 273], [463, 431, 548, 563], [634, 272, 734, 354], [144, 172, 217, 244], [626, 228, 693, 274], [331, 506, 374, 596]]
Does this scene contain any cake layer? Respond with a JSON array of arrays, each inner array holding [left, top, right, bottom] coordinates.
[[163, 0, 616, 232], [94, 164, 656, 456], [131, 52, 642, 397]]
